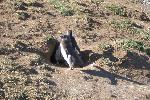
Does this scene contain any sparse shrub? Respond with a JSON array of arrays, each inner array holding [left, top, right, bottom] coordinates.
[[60, 7, 74, 16], [106, 5, 127, 16], [111, 20, 149, 35], [120, 39, 150, 55], [121, 39, 144, 51], [49, 0, 75, 16], [111, 19, 132, 32], [129, 27, 144, 34]]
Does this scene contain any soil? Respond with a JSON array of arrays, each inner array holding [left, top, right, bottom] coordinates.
[[0, 0, 150, 100]]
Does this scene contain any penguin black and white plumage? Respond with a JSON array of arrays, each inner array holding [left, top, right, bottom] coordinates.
[[59, 35, 76, 69], [67, 30, 84, 66], [59, 30, 84, 68], [66, 30, 81, 54], [49, 30, 84, 69]]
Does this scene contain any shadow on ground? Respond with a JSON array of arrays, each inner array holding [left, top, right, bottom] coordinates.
[[81, 46, 119, 67], [81, 46, 150, 85], [82, 67, 145, 85], [119, 51, 150, 70], [81, 50, 102, 66], [102, 46, 119, 62], [100, 45, 150, 70]]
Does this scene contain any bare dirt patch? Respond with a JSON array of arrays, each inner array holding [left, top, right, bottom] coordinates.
[[0, 0, 150, 99]]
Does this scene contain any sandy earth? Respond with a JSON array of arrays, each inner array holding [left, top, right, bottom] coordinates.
[[0, 0, 150, 100]]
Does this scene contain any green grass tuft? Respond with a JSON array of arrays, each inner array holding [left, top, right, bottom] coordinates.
[[121, 39, 144, 51], [111, 20, 150, 36], [106, 5, 127, 16], [111, 19, 132, 32], [49, 0, 75, 16]]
